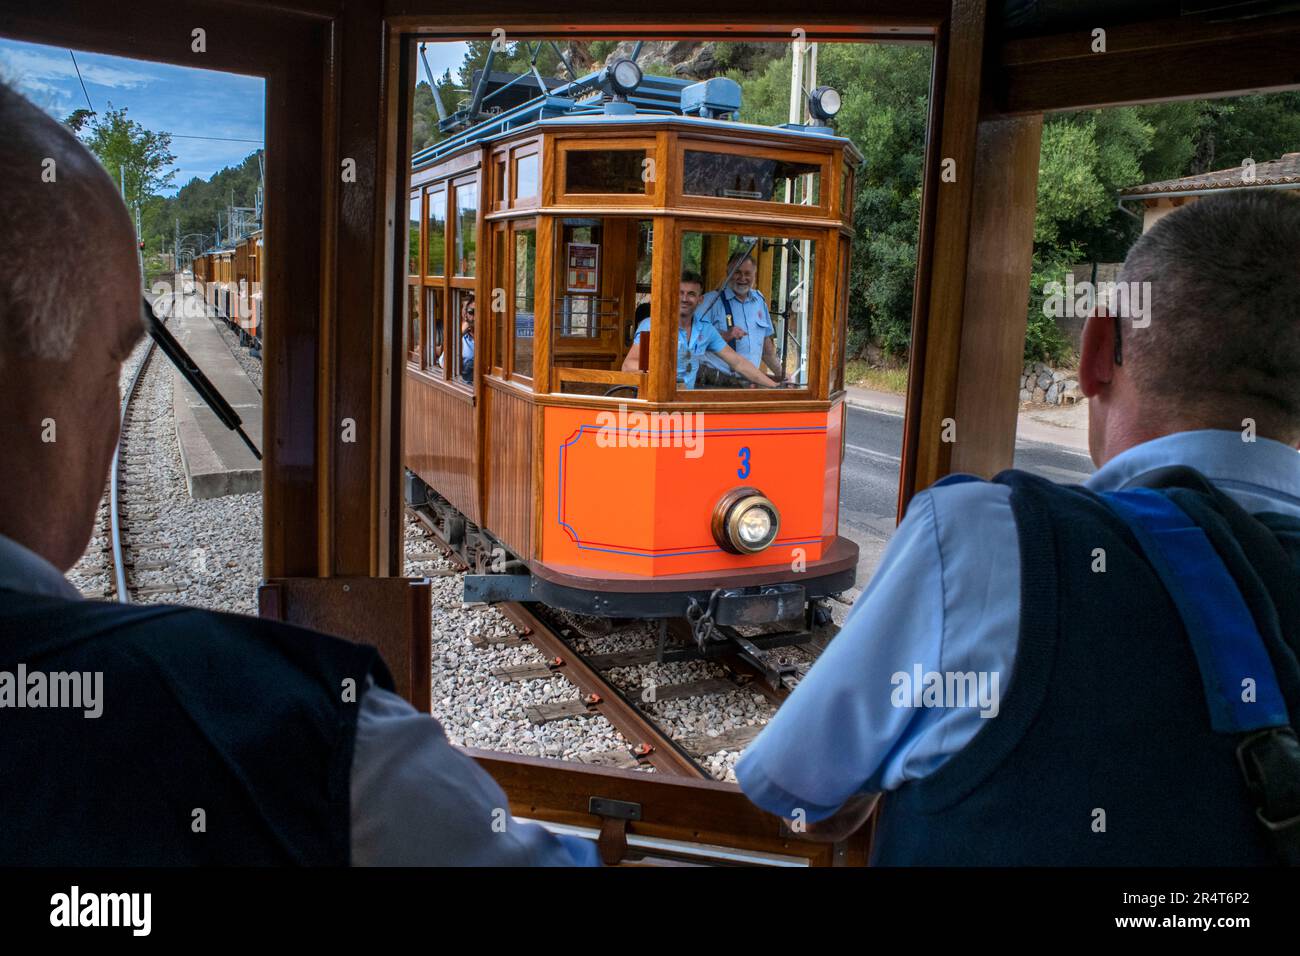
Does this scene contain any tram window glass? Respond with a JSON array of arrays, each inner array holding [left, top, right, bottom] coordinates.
[[832, 237, 849, 394], [557, 221, 602, 338], [408, 193, 421, 276], [565, 149, 647, 194], [426, 187, 446, 277], [454, 181, 478, 276], [493, 157, 506, 207], [512, 227, 537, 379], [406, 283, 422, 365], [514, 152, 539, 201], [450, 289, 476, 390], [424, 288, 443, 371], [679, 229, 815, 390], [682, 150, 820, 206]]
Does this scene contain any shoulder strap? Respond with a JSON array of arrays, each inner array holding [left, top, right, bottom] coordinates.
[[1100, 477, 1300, 863]]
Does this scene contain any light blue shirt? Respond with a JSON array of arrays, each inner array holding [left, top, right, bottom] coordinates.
[[0, 533, 597, 866], [736, 429, 1300, 822], [696, 287, 772, 373], [633, 315, 729, 389]]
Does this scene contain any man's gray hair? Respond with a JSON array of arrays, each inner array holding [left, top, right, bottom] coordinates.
[[1118, 191, 1300, 433], [0, 83, 130, 368]]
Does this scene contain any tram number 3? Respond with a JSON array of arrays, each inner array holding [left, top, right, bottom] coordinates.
[[737, 446, 751, 479]]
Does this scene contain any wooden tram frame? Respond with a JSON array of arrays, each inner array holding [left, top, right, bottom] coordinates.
[[5, 0, 1300, 865]]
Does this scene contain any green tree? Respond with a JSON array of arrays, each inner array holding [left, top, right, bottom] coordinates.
[[80, 105, 176, 215]]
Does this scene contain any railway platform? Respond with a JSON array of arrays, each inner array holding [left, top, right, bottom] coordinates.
[[169, 302, 262, 499]]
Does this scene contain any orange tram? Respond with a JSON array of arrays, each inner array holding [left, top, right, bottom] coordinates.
[[404, 63, 861, 662], [191, 229, 264, 349]]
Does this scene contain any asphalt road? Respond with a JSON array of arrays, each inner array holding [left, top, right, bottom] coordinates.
[[839, 402, 1095, 590]]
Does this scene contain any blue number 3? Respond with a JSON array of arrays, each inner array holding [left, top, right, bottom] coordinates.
[[737, 446, 751, 479]]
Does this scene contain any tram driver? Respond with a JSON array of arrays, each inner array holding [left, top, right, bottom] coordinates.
[[694, 252, 786, 387], [735, 191, 1300, 866], [0, 83, 594, 867], [621, 271, 780, 389]]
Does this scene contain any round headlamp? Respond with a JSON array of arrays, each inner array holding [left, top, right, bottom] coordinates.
[[712, 487, 781, 555], [607, 58, 643, 96], [808, 86, 841, 122]]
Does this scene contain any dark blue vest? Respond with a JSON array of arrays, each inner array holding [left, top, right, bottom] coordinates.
[[0, 592, 390, 865], [870, 470, 1300, 865]]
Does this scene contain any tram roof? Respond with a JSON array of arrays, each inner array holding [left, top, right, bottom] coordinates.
[[412, 71, 861, 170]]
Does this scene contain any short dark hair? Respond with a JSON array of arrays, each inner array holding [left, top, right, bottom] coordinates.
[[1118, 191, 1300, 437], [726, 251, 756, 271], [680, 270, 705, 290]]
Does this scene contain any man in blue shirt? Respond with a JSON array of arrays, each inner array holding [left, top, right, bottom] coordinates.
[[736, 191, 1300, 864], [695, 252, 785, 383], [621, 271, 779, 389], [0, 82, 594, 866]]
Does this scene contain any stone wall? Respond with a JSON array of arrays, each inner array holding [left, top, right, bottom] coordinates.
[[1020, 362, 1083, 405]]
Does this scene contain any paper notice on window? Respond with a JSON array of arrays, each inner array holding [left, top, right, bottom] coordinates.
[[566, 242, 599, 294]]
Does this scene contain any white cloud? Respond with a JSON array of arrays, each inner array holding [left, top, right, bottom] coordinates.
[[0, 46, 152, 91]]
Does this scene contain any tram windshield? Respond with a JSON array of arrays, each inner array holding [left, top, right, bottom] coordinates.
[[679, 228, 815, 389]]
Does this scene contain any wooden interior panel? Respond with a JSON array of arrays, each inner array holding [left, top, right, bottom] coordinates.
[[950, 114, 1043, 478], [403, 375, 480, 522], [259, 576, 432, 713], [483, 379, 535, 559], [469, 749, 872, 866]]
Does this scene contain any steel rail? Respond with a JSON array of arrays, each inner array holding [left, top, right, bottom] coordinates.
[[497, 602, 709, 779], [108, 305, 162, 603], [405, 505, 709, 778]]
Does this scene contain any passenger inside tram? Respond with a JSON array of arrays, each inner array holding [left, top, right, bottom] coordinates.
[[620, 271, 780, 389], [694, 252, 785, 387]]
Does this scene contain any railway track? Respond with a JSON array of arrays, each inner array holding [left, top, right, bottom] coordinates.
[[103, 298, 188, 605], [405, 504, 819, 781]]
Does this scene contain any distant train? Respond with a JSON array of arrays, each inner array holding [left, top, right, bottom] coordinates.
[[190, 229, 264, 349]]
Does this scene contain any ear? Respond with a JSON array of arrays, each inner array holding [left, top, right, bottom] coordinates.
[[1078, 309, 1115, 399]]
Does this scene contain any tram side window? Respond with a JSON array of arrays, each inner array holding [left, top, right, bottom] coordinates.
[[424, 288, 443, 370], [406, 283, 422, 366], [449, 289, 476, 388], [426, 187, 446, 276], [557, 221, 602, 338], [514, 152, 539, 201], [512, 227, 537, 379], [408, 193, 421, 276], [454, 182, 477, 276], [679, 229, 815, 390]]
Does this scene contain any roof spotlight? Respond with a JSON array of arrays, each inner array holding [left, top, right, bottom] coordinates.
[[605, 57, 643, 97], [808, 86, 842, 123]]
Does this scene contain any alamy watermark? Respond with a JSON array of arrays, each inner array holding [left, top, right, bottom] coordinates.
[[1042, 274, 1152, 327], [594, 405, 705, 459], [0, 664, 102, 718], [890, 664, 1000, 718]]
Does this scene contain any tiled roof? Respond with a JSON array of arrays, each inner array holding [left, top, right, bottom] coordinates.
[[1120, 152, 1300, 198]]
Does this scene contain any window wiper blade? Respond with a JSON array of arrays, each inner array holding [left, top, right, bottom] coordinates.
[[141, 296, 262, 462]]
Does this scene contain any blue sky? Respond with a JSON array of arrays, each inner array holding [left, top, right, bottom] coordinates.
[[0, 38, 468, 195]]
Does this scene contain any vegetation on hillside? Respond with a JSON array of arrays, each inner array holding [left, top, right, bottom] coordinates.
[[72, 39, 1299, 364]]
